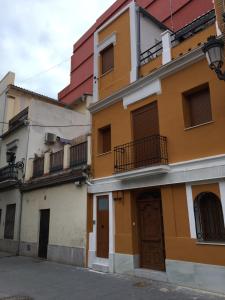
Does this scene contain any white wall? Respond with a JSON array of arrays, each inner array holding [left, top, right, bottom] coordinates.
[[140, 13, 164, 54], [21, 183, 87, 248]]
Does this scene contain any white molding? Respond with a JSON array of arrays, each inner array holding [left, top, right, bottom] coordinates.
[[97, 32, 117, 53], [185, 183, 196, 238], [129, 1, 138, 83], [219, 181, 225, 226], [161, 30, 172, 64], [114, 164, 170, 180], [123, 78, 161, 108], [88, 153, 225, 194], [88, 192, 114, 270]]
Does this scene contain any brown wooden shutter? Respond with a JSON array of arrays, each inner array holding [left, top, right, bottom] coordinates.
[[101, 45, 114, 74], [187, 87, 212, 127], [102, 126, 111, 153]]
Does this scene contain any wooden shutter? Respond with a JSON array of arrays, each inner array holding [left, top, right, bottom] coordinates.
[[187, 87, 212, 127], [101, 45, 114, 74], [101, 126, 111, 153]]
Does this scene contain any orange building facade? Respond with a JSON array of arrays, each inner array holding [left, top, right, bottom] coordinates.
[[87, 1, 225, 293]]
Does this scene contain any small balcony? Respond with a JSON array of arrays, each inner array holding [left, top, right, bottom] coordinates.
[[70, 141, 87, 168], [33, 156, 44, 178], [0, 165, 18, 182], [114, 135, 168, 174], [50, 150, 64, 173]]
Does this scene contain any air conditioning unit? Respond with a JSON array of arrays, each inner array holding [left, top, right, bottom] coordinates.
[[45, 133, 57, 144]]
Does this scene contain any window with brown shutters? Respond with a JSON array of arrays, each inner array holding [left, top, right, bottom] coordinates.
[[194, 192, 225, 242], [98, 125, 111, 154], [183, 84, 212, 128], [101, 45, 114, 74]]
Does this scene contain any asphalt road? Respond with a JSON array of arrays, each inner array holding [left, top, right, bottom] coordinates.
[[0, 256, 224, 300]]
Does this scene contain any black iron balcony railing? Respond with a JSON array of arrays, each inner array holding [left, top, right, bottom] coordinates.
[[114, 135, 168, 173], [70, 141, 87, 168], [33, 156, 44, 178], [171, 9, 215, 45], [50, 150, 64, 173], [0, 165, 18, 182], [140, 41, 163, 65]]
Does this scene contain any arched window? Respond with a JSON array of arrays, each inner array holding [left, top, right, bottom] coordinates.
[[194, 192, 225, 242]]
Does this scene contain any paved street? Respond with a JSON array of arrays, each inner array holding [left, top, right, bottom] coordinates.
[[0, 256, 224, 300]]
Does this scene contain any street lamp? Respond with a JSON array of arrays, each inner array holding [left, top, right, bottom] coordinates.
[[202, 35, 225, 81]]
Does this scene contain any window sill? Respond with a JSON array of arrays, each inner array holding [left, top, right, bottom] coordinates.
[[97, 151, 112, 157], [196, 241, 225, 246], [184, 120, 214, 131], [100, 68, 114, 78]]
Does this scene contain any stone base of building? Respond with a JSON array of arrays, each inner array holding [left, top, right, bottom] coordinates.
[[20, 242, 85, 267], [0, 239, 19, 254], [47, 244, 85, 267], [166, 259, 225, 295], [19, 241, 38, 257]]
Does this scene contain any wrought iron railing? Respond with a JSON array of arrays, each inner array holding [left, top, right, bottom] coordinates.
[[8, 107, 29, 130], [0, 165, 18, 182], [171, 9, 215, 45], [114, 135, 168, 173], [140, 41, 162, 65], [70, 142, 87, 168], [33, 157, 44, 178], [50, 150, 64, 173]]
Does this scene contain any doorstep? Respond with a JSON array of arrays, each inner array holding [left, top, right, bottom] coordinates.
[[134, 268, 168, 282], [91, 257, 109, 273]]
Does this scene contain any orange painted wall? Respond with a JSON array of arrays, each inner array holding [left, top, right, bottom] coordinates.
[[161, 184, 225, 267], [98, 9, 131, 101], [92, 54, 225, 178], [114, 190, 134, 254]]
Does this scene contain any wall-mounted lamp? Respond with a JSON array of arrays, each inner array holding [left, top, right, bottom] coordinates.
[[202, 35, 225, 81]]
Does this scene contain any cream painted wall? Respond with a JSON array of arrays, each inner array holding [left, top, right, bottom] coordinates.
[[0, 189, 21, 241], [21, 183, 87, 248]]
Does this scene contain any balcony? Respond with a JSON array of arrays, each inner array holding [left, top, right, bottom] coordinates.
[[70, 141, 87, 168], [114, 135, 168, 175], [0, 165, 18, 183], [50, 150, 64, 173], [33, 156, 44, 178]]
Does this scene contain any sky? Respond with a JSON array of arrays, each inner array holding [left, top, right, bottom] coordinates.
[[0, 0, 115, 99]]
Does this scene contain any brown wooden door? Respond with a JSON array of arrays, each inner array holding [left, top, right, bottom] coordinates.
[[132, 102, 160, 167], [137, 191, 165, 271], [97, 196, 109, 258]]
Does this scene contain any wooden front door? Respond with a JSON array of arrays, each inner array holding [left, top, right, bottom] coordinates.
[[137, 191, 165, 271], [132, 102, 160, 167], [38, 209, 50, 259], [97, 196, 109, 258]]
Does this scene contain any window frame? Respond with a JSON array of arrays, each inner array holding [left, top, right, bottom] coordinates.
[[100, 44, 114, 75], [183, 84, 213, 129], [98, 125, 111, 154]]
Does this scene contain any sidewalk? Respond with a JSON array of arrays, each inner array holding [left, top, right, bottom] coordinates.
[[0, 256, 224, 300]]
